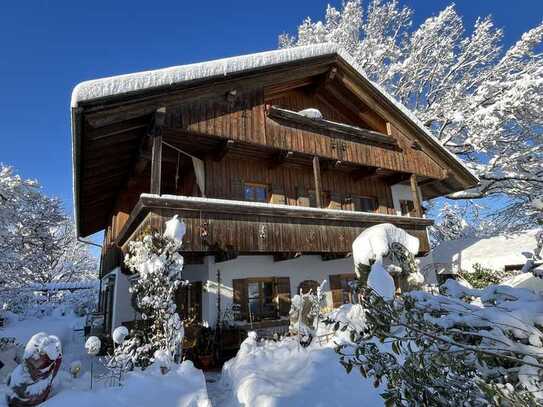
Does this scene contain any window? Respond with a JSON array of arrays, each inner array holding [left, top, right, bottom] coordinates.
[[248, 280, 276, 321], [399, 199, 415, 216], [352, 196, 378, 213], [329, 273, 357, 308], [244, 182, 268, 203], [233, 277, 291, 322]]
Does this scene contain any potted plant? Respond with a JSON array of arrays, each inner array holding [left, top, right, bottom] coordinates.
[[194, 327, 214, 369]]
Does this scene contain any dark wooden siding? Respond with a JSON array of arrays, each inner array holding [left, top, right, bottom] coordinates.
[[205, 157, 395, 215], [164, 87, 446, 180]]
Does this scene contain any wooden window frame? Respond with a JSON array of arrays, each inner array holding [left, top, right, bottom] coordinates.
[[233, 277, 291, 322]]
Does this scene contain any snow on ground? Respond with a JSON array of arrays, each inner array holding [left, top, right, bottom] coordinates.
[[221, 304, 385, 407], [43, 362, 211, 407], [0, 313, 211, 407], [420, 229, 539, 274], [0, 312, 82, 348], [503, 272, 543, 294]]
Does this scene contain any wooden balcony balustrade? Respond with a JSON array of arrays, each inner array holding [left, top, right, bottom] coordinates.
[[112, 194, 432, 262]]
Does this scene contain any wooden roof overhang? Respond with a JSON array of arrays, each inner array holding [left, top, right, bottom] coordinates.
[[72, 51, 478, 237]]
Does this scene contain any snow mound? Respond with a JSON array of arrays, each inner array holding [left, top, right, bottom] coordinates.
[[367, 260, 396, 300], [297, 108, 323, 119], [43, 361, 211, 407], [24, 332, 61, 361], [352, 223, 419, 268], [163, 215, 186, 243], [112, 326, 129, 345], [221, 336, 383, 406]]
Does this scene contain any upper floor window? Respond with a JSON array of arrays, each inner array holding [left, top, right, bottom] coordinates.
[[244, 182, 268, 203], [400, 199, 415, 216], [352, 195, 378, 213]]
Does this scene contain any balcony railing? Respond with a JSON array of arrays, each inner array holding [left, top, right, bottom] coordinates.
[[115, 194, 432, 257]]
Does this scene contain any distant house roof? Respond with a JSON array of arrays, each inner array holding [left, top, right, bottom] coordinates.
[[420, 229, 539, 273], [71, 43, 479, 237]]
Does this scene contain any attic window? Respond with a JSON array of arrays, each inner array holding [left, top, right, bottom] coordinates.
[[267, 106, 398, 149]]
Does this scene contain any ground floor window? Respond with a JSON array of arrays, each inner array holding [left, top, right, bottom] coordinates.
[[329, 273, 357, 308], [233, 277, 291, 322]]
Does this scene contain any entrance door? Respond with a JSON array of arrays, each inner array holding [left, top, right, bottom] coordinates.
[[175, 282, 202, 323]]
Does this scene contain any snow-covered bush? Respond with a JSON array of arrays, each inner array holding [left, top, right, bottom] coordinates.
[[352, 223, 423, 299], [119, 215, 186, 368], [332, 281, 543, 405], [288, 281, 326, 344], [460, 263, 515, 289]]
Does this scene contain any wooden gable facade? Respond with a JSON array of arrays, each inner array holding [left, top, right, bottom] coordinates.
[[71, 49, 478, 277]]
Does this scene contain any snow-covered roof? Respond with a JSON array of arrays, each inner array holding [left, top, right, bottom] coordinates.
[[71, 43, 340, 107], [70, 43, 475, 180], [420, 230, 539, 273]]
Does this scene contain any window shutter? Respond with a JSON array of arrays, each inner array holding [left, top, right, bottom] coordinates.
[[270, 183, 286, 204], [232, 278, 248, 321], [328, 274, 343, 309], [231, 177, 244, 201], [274, 277, 291, 316]]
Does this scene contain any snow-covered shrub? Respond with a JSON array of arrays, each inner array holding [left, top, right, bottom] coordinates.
[[332, 280, 543, 406], [459, 263, 515, 289], [352, 223, 422, 299], [288, 281, 326, 344], [120, 215, 186, 368]]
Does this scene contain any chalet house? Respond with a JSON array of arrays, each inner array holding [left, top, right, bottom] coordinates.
[[71, 44, 478, 338]]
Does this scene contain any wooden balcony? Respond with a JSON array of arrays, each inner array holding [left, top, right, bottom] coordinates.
[[115, 194, 432, 258]]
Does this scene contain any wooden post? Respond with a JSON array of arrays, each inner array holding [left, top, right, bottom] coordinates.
[[150, 107, 166, 195], [410, 174, 422, 217], [313, 156, 323, 208], [150, 134, 162, 195]]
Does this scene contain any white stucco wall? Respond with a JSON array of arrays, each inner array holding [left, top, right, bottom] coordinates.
[[107, 269, 138, 332], [390, 183, 422, 216], [194, 255, 355, 326]]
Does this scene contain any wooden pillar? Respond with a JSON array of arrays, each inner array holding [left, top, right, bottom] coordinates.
[[150, 107, 166, 195], [313, 156, 323, 208], [150, 134, 162, 195], [410, 174, 422, 217]]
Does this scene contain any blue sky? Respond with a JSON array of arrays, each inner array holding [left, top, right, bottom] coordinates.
[[1, 0, 541, 218]]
